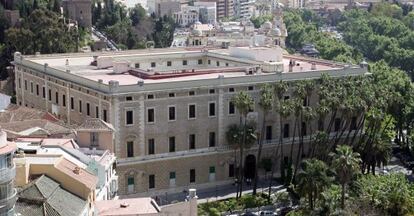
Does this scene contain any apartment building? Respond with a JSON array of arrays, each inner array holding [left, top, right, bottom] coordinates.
[[202, 0, 234, 20], [15, 137, 118, 201], [13, 46, 367, 197], [14, 154, 97, 215], [0, 130, 17, 216]]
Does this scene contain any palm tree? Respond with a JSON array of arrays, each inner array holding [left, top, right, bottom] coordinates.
[[232, 91, 254, 199], [253, 84, 274, 195], [297, 159, 331, 210], [330, 145, 361, 209], [226, 124, 243, 188]]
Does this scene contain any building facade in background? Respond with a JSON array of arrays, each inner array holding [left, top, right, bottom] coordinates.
[[62, 0, 92, 28]]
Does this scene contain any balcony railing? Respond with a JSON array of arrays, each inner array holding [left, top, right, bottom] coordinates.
[[0, 165, 15, 184], [118, 131, 359, 165]]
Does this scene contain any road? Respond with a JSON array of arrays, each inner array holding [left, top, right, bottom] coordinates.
[[156, 178, 284, 206]]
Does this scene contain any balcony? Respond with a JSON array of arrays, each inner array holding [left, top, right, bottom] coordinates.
[[0, 188, 17, 214], [0, 165, 15, 184]]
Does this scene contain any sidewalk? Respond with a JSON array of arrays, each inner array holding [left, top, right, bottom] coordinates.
[[157, 179, 284, 205]]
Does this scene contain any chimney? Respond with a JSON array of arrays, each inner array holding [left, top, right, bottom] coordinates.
[[73, 166, 81, 175], [311, 62, 316, 70]]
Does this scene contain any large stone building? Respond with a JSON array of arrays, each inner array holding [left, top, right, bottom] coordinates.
[[62, 0, 92, 28], [13, 46, 367, 197]]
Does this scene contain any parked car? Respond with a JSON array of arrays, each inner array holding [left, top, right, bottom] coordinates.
[[259, 210, 277, 215], [242, 212, 259, 216]]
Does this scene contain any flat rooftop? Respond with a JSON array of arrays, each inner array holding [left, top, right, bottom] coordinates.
[[22, 47, 348, 86]]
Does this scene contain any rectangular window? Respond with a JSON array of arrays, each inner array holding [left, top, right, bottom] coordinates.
[[70, 97, 74, 109], [248, 86, 254, 91], [183, 60, 188, 65], [48, 89, 52, 101], [189, 91, 195, 96], [209, 102, 216, 117], [30, 82, 33, 93], [229, 87, 235, 92], [135, 63, 140, 68], [283, 124, 290, 138], [209, 166, 215, 174], [169, 171, 176, 187], [198, 59, 203, 65], [209, 89, 215, 94], [216, 61, 220, 66], [148, 139, 155, 155], [188, 104, 196, 119], [189, 134, 195, 149], [168, 106, 176, 121], [208, 59, 211, 65], [42, 87, 45, 98], [149, 175, 155, 189], [334, 118, 341, 132], [147, 108, 155, 123], [55, 92, 59, 104], [91, 132, 99, 146], [62, 94, 66, 107], [79, 100, 82, 113], [95, 106, 99, 118], [127, 176, 134, 193], [303, 97, 309, 107], [284, 95, 290, 100], [126, 96, 133, 101], [167, 61, 172, 66], [126, 110, 133, 125], [169, 136, 175, 152], [36, 84, 39, 96], [209, 132, 216, 147], [127, 141, 134, 157], [229, 164, 235, 177], [18, 78, 21, 88], [103, 110, 108, 122], [190, 169, 196, 183], [151, 62, 156, 67], [24, 80, 27, 90], [168, 93, 175, 97], [229, 101, 235, 115], [147, 94, 154, 99], [350, 117, 357, 130], [266, 125, 272, 140], [86, 103, 90, 116]]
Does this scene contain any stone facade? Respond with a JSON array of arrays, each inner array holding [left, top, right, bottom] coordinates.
[[62, 0, 92, 28], [12, 47, 367, 197]]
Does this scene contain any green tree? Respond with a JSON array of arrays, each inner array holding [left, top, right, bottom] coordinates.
[[356, 174, 414, 215], [296, 159, 331, 210], [253, 83, 273, 195], [232, 91, 255, 199], [330, 145, 361, 209]]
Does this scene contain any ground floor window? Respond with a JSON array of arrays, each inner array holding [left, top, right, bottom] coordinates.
[[149, 174, 155, 189], [127, 176, 134, 193], [190, 169, 196, 183]]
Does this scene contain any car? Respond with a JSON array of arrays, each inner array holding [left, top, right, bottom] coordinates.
[[241, 212, 259, 216], [259, 210, 277, 215]]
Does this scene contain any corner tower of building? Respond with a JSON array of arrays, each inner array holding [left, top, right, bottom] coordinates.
[[0, 130, 16, 216]]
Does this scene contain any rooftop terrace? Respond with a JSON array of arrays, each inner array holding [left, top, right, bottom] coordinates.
[[15, 46, 367, 94]]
